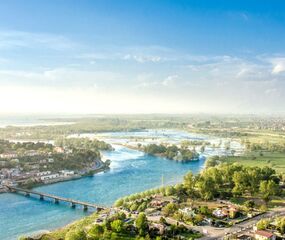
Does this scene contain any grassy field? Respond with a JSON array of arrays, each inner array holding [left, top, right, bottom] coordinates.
[[224, 151, 285, 173]]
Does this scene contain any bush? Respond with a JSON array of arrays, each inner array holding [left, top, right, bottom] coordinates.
[[111, 219, 124, 233], [65, 228, 87, 240]]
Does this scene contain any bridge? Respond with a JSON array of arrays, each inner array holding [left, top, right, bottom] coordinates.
[[5, 185, 106, 211]]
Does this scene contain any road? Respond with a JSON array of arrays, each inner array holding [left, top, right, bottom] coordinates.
[[164, 207, 285, 240]]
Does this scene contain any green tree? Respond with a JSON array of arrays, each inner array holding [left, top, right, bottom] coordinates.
[[135, 213, 148, 236], [276, 217, 285, 234], [162, 202, 178, 217], [256, 219, 270, 230], [183, 172, 196, 195], [88, 224, 104, 238], [65, 228, 87, 240], [259, 180, 278, 202], [114, 198, 124, 207], [111, 219, 124, 233], [244, 200, 255, 209]]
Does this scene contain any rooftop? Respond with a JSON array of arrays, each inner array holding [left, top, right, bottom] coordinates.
[[255, 230, 274, 238]]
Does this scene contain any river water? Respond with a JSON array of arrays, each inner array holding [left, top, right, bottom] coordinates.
[[0, 130, 242, 240]]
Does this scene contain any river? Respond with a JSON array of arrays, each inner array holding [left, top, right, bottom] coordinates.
[[0, 129, 243, 240]]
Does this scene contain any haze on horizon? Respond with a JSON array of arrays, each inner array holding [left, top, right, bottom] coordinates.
[[0, 0, 285, 115]]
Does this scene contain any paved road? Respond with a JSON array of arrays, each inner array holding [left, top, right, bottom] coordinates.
[[165, 207, 285, 240], [196, 207, 285, 240]]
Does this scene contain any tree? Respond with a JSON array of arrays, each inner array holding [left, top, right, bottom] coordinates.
[[199, 205, 210, 215], [162, 203, 178, 217], [65, 228, 87, 240], [194, 214, 204, 224], [135, 213, 148, 236], [183, 172, 196, 195], [88, 224, 104, 238], [205, 156, 219, 168], [276, 217, 285, 234], [196, 176, 216, 200], [232, 171, 247, 196], [114, 198, 124, 207], [259, 180, 278, 202], [165, 186, 176, 196], [111, 219, 124, 233], [256, 219, 270, 230], [244, 200, 255, 209]]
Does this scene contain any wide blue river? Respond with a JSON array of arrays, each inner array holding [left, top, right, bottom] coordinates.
[[0, 144, 206, 240]]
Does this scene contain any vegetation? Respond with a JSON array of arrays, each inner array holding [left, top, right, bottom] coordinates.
[[55, 137, 113, 151], [143, 143, 199, 161]]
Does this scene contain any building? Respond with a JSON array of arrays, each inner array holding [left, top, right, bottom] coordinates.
[[0, 153, 18, 159], [179, 207, 196, 217], [212, 208, 227, 218], [40, 173, 59, 181], [36, 171, 51, 177], [54, 147, 64, 153], [59, 170, 75, 177], [255, 230, 276, 240]]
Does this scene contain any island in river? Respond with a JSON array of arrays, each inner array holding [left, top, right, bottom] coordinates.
[[142, 143, 199, 161]]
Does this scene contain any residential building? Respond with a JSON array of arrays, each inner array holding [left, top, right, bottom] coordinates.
[[255, 230, 276, 240]]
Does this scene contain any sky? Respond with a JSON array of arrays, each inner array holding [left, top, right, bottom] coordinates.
[[0, 0, 285, 114]]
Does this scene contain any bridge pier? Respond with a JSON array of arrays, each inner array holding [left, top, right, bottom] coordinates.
[[5, 185, 105, 211], [97, 207, 104, 212]]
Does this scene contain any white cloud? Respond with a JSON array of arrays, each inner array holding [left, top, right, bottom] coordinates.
[[0, 30, 76, 50], [0, 68, 122, 87], [123, 54, 162, 63], [270, 58, 285, 74], [162, 75, 178, 86]]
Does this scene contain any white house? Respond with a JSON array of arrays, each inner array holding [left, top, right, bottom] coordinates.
[[40, 174, 59, 181]]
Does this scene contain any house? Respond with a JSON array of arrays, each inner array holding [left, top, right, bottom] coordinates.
[[39, 159, 47, 164], [0, 153, 18, 159], [255, 230, 276, 240], [48, 158, 54, 163], [59, 170, 75, 177], [40, 173, 59, 181], [179, 207, 196, 217], [212, 208, 227, 218], [213, 205, 240, 219], [25, 150, 39, 157], [36, 171, 51, 177], [54, 147, 64, 153]]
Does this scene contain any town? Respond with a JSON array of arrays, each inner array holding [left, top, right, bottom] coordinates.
[[0, 138, 112, 192], [28, 159, 285, 240]]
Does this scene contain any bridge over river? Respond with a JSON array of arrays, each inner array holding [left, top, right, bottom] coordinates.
[[5, 185, 106, 211]]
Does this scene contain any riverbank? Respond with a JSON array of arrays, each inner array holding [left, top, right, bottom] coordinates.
[[1, 160, 111, 194], [118, 143, 200, 162]]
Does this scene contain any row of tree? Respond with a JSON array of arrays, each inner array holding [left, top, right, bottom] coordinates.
[[183, 163, 281, 201]]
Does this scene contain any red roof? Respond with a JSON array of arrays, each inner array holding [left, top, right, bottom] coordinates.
[[255, 230, 273, 238]]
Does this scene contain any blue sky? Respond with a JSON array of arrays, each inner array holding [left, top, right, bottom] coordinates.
[[0, 0, 285, 114]]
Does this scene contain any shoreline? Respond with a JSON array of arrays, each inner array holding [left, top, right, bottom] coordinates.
[[1, 162, 110, 194], [118, 143, 200, 162]]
